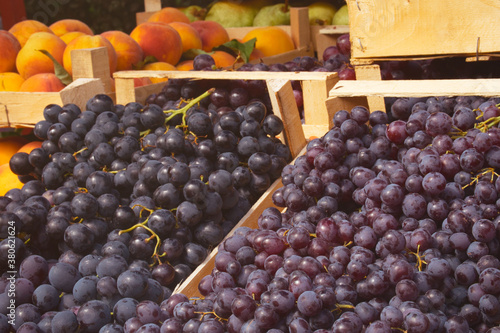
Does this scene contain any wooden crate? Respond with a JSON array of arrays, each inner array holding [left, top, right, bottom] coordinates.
[[347, 0, 500, 65], [113, 70, 338, 141], [326, 78, 500, 113], [0, 48, 109, 128]]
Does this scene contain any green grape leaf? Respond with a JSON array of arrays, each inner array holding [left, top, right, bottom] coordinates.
[[213, 38, 256, 63], [38, 49, 72, 86]]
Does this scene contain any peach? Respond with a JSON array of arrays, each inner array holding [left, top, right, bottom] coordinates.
[[63, 35, 117, 76], [147, 7, 190, 24], [176, 60, 194, 71], [211, 50, 237, 68], [101, 30, 144, 71], [0, 31, 21, 73], [16, 32, 66, 79], [8, 20, 53, 47], [190, 21, 229, 52], [18, 73, 65, 92], [168, 22, 202, 53], [243, 26, 295, 57], [49, 19, 93, 37], [130, 22, 183, 66], [143, 62, 176, 83], [0, 73, 25, 91], [60, 31, 87, 44]]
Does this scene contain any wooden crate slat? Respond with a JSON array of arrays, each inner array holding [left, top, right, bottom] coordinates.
[[71, 47, 113, 93], [0, 78, 104, 127], [347, 0, 500, 61], [114, 70, 335, 81], [266, 79, 306, 159], [329, 79, 500, 98], [175, 176, 286, 297]]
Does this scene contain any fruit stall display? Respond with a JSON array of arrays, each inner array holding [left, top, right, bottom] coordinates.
[[3, 76, 500, 331], [136, 0, 350, 58]]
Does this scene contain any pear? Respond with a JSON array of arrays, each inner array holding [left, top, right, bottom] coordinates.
[[308, 2, 337, 25], [332, 5, 349, 25], [253, 3, 291, 27], [205, 1, 257, 28], [179, 5, 207, 22]]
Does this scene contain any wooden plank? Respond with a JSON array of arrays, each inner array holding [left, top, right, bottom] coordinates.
[[136, 12, 155, 25], [302, 124, 330, 140], [347, 0, 500, 61], [134, 81, 169, 105], [0, 78, 104, 127], [115, 78, 136, 105], [60, 78, 105, 111], [176, 176, 286, 297], [114, 70, 333, 81], [71, 47, 112, 93], [302, 74, 338, 130], [249, 46, 314, 65], [329, 79, 500, 98], [354, 64, 385, 112], [325, 96, 369, 116], [144, 0, 161, 12], [136, 0, 162, 25], [266, 79, 306, 159], [0, 92, 62, 128], [290, 7, 311, 49]]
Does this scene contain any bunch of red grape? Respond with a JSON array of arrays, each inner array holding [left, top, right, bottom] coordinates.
[[139, 96, 500, 333]]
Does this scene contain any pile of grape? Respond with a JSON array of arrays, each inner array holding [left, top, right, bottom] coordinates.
[[110, 96, 500, 333], [0, 79, 292, 332]]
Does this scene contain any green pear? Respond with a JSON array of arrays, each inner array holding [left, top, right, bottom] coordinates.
[[308, 1, 337, 25], [332, 5, 349, 25], [205, 1, 257, 28], [253, 3, 291, 26], [179, 5, 207, 22]]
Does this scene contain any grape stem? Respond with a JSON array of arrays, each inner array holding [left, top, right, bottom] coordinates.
[[164, 88, 215, 126], [407, 244, 427, 271], [462, 167, 499, 190], [118, 204, 168, 266]]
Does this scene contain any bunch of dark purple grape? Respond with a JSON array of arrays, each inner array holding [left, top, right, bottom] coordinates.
[[134, 97, 500, 333], [0, 79, 291, 332]]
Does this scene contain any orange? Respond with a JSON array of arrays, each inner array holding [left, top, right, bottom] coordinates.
[[176, 60, 194, 71], [211, 51, 237, 68], [0, 163, 23, 196], [17, 141, 43, 154], [0, 136, 29, 165], [242, 26, 295, 57], [0, 73, 25, 91], [142, 62, 176, 83]]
